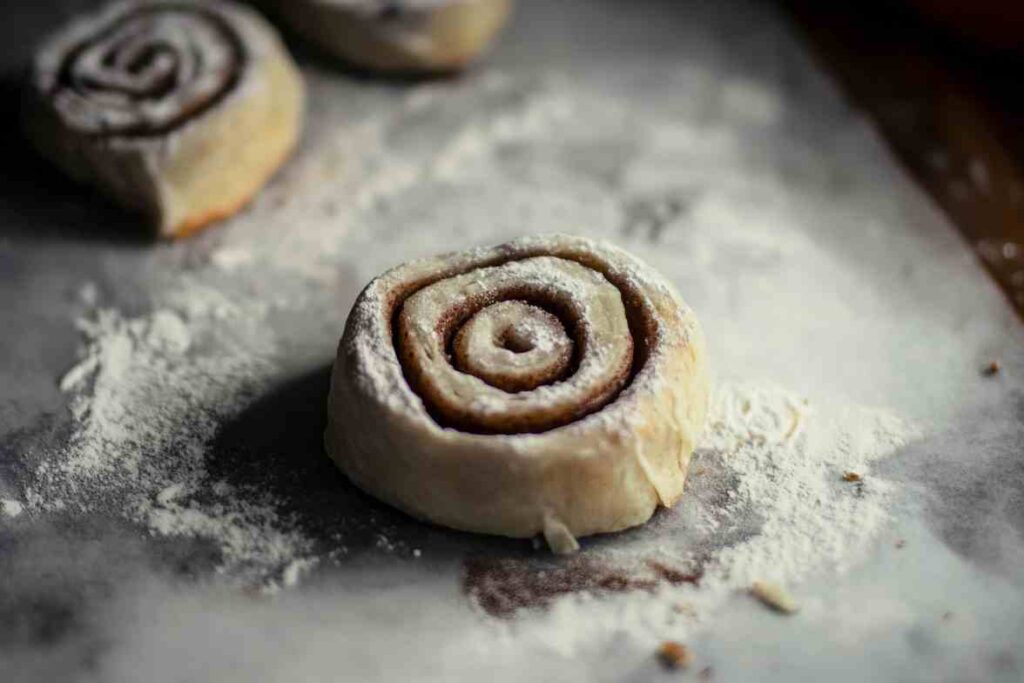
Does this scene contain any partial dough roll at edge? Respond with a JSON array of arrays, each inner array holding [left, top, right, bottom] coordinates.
[[326, 234, 709, 552], [23, 0, 305, 238], [276, 0, 512, 74]]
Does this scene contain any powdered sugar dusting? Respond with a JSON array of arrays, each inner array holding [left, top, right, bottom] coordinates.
[[32, 0, 281, 143], [489, 382, 917, 653], [700, 383, 913, 587]]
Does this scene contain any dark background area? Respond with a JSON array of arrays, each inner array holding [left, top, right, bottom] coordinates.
[[3, 0, 1024, 317]]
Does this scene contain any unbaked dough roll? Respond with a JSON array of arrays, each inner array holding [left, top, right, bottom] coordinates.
[[276, 0, 512, 74], [24, 0, 304, 238], [326, 235, 709, 553]]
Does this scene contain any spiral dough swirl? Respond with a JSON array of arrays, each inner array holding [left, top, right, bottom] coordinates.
[[397, 255, 635, 434], [327, 235, 709, 549], [45, 4, 243, 136]]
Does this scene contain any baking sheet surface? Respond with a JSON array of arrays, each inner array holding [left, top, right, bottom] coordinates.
[[1, 1, 1022, 681]]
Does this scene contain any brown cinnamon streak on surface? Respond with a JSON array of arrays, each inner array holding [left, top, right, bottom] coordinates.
[[647, 559, 703, 586], [463, 555, 704, 618]]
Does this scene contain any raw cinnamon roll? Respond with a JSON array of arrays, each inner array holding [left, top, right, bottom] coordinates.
[[275, 0, 512, 74], [326, 235, 709, 553], [24, 0, 304, 238]]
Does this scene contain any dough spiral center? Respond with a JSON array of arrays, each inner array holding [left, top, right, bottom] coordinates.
[[52, 7, 243, 136], [452, 300, 574, 393]]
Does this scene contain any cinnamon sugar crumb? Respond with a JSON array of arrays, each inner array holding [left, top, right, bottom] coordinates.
[[657, 641, 693, 670], [982, 360, 1001, 376], [672, 601, 697, 617], [841, 471, 862, 482]]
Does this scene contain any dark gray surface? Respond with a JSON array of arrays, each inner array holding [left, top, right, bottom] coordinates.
[[2, 1, 1024, 681]]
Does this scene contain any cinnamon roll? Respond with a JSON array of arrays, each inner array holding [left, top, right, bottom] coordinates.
[[24, 0, 304, 238], [326, 235, 709, 553], [275, 0, 512, 74]]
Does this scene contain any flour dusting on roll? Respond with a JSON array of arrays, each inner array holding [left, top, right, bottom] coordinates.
[[326, 235, 709, 552], [24, 0, 304, 238]]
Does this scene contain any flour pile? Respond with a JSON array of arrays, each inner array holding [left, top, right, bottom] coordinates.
[[490, 382, 916, 652], [698, 383, 912, 587]]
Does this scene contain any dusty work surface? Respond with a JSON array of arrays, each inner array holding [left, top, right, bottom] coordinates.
[[1, 1, 1022, 681]]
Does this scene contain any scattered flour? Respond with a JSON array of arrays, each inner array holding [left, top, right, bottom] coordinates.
[[26, 286, 316, 590], [498, 382, 917, 654], [699, 383, 912, 587], [16, 66, 918, 615]]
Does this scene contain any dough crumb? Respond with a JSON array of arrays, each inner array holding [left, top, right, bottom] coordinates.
[[750, 581, 799, 614], [542, 515, 580, 555], [982, 360, 1001, 376], [657, 641, 693, 670], [841, 471, 862, 482]]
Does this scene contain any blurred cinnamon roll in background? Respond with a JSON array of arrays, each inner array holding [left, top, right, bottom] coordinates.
[[275, 0, 512, 74], [23, 0, 305, 238]]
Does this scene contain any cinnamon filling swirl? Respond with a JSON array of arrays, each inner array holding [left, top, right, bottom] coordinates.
[[50, 5, 244, 137], [388, 253, 651, 435]]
